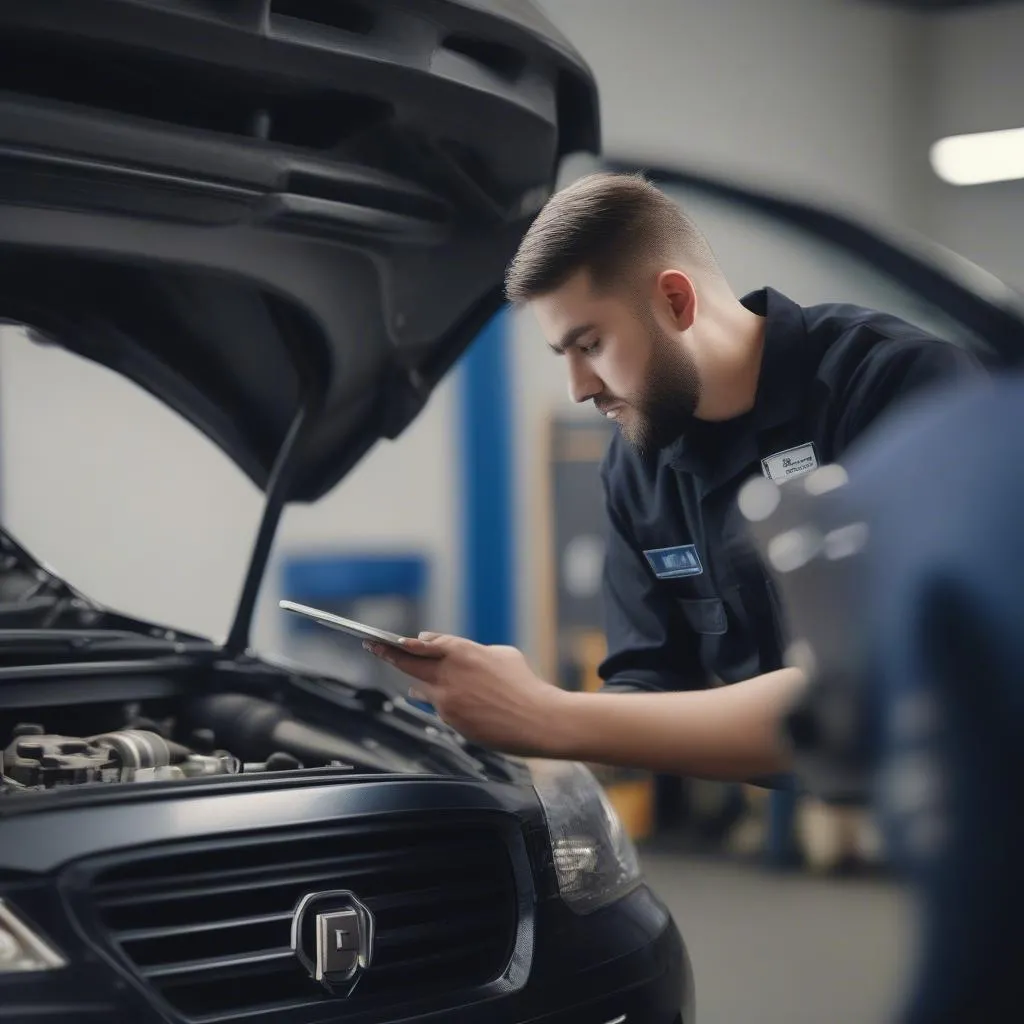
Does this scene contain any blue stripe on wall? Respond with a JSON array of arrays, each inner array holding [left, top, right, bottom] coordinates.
[[457, 307, 516, 646]]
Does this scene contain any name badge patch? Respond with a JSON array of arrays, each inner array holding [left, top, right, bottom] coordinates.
[[643, 544, 703, 580], [762, 442, 818, 483]]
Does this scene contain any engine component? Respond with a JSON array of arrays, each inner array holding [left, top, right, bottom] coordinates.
[[188, 728, 217, 754], [184, 693, 418, 773], [90, 730, 186, 770], [123, 715, 173, 738], [5, 732, 124, 788], [263, 752, 304, 772], [2, 727, 241, 790], [179, 752, 242, 778]]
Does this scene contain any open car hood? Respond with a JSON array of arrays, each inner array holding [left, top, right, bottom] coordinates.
[[0, 0, 600, 504]]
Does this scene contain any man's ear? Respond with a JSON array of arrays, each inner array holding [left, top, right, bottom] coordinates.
[[656, 269, 698, 331]]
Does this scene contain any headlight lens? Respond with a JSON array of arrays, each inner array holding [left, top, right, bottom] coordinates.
[[527, 758, 643, 913]]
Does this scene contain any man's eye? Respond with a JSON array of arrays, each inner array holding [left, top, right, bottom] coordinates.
[[580, 338, 602, 355]]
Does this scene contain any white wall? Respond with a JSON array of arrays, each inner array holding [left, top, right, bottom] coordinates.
[[920, 4, 1024, 292], [537, 0, 919, 225]]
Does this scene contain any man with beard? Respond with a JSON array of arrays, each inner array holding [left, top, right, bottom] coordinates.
[[364, 171, 983, 783]]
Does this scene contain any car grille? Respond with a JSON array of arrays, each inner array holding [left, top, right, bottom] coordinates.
[[75, 817, 520, 1020]]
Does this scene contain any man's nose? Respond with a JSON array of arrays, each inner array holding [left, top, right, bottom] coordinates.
[[566, 354, 601, 405]]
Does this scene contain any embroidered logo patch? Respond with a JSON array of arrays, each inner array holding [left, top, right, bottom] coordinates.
[[761, 442, 818, 483], [643, 544, 703, 580]]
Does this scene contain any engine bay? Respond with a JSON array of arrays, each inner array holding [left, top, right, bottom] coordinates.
[[1, 727, 314, 792], [2, 708, 312, 795], [0, 684, 475, 796]]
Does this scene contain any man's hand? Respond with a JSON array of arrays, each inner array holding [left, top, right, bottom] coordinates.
[[364, 633, 569, 757]]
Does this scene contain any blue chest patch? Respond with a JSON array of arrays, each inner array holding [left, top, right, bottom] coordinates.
[[643, 544, 703, 580]]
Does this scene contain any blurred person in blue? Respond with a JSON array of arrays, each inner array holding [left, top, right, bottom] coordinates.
[[737, 368, 1021, 1023], [366, 171, 984, 789]]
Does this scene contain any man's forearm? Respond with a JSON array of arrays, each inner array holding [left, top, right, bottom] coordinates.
[[540, 668, 806, 780]]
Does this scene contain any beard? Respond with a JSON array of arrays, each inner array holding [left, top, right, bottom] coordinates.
[[612, 315, 702, 456]]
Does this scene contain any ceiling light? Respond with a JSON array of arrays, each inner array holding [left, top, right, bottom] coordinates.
[[930, 126, 1024, 186]]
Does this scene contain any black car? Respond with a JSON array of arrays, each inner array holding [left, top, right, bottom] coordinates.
[[0, 2, 692, 1023]]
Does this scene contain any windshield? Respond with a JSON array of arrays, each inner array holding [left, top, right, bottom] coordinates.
[[0, 323, 265, 642]]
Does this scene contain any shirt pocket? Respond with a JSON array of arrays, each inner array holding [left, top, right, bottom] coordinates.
[[676, 596, 728, 636]]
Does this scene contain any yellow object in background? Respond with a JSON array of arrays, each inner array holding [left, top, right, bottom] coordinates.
[[604, 778, 656, 842]]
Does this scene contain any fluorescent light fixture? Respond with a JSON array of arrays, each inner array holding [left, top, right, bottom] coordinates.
[[930, 126, 1024, 186]]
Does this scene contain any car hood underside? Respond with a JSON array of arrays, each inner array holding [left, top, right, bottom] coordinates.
[[0, 0, 600, 503]]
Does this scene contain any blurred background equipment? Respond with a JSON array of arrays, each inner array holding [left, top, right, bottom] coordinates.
[[739, 371, 1024, 1023], [540, 415, 658, 841]]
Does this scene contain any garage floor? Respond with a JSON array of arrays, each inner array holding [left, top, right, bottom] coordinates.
[[639, 851, 915, 1024]]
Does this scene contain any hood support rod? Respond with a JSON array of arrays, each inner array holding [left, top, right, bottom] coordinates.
[[224, 404, 309, 658]]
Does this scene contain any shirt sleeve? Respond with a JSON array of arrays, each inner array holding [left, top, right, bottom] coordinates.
[[596, 468, 707, 694], [829, 332, 986, 461]]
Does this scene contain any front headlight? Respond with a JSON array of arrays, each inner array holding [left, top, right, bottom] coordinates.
[[528, 759, 643, 913]]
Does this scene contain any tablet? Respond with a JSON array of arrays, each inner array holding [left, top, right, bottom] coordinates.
[[279, 599, 417, 653]]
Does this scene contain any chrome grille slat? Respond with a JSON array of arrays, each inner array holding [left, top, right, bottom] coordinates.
[[142, 948, 294, 981], [116, 910, 293, 945], [78, 818, 520, 1018], [137, 920, 506, 982]]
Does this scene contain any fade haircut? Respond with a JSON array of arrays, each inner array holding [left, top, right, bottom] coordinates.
[[504, 171, 721, 306]]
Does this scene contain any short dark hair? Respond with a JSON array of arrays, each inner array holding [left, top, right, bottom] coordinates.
[[504, 171, 720, 305]]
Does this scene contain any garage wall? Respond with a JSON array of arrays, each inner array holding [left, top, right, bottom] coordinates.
[[537, 0, 921, 224], [920, 4, 1024, 292]]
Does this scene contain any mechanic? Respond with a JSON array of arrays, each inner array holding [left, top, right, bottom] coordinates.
[[365, 171, 985, 783]]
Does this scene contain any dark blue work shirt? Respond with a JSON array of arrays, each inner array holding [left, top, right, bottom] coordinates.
[[597, 286, 985, 694]]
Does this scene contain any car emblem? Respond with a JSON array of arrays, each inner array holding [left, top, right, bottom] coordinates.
[[290, 890, 375, 996]]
